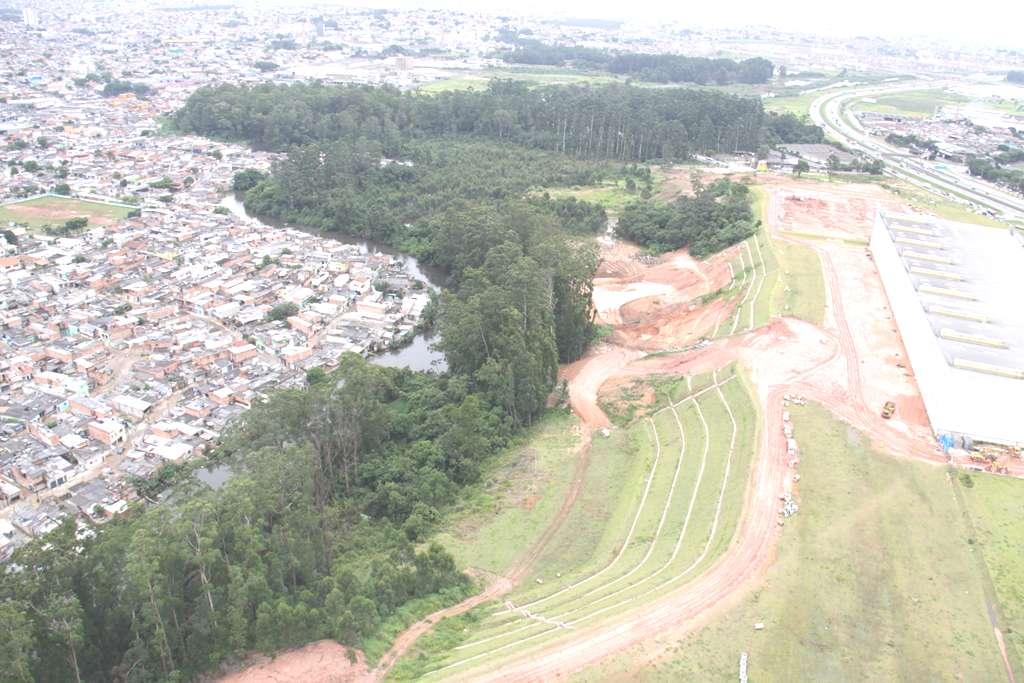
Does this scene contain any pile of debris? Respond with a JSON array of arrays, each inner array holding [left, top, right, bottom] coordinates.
[[782, 393, 807, 406], [780, 492, 799, 518]]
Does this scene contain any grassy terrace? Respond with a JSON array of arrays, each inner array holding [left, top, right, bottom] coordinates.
[[0, 194, 133, 229], [392, 365, 758, 679], [586, 403, 1012, 681], [712, 188, 777, 339]]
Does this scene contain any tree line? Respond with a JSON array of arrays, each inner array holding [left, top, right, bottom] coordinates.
[[968, 150, 1024, 194], [173, 80, 814, 161], [615, 177, 758, 256], [498, 36, 774, 85]]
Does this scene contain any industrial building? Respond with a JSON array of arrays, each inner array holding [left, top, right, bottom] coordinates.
[[871, 212, 1024, 447]]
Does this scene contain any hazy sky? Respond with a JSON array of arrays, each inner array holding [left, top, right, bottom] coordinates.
[[337, 0, 1024, 47]]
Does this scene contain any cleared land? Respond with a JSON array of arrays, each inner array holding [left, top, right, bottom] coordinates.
[[393, 365, 757, 680], [763, 91, 820, 117], [0, 194, 132, 229], [542, 171, 666, 213], [584, 403, 1009, 681]]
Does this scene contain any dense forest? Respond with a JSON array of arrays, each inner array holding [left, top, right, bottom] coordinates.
[[175, 80, 778, 160], [0, 355, 530, 681], [762, 111, 825, 145], [616, 177, 758, 255], [498, 37, 774, 85]]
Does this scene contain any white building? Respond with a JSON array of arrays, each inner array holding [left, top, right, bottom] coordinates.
[[871, 213, 1024, 446]]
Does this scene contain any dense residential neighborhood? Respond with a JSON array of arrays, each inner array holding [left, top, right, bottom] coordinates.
[[0, 6, 450, 559]]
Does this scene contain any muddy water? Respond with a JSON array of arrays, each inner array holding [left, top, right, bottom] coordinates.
[[218, 194, 447, 372]]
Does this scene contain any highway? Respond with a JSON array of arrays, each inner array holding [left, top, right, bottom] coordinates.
[[809, 84, 1024, 222]]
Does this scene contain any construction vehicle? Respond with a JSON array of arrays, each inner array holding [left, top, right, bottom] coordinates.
[[881, 401, 896, 419]]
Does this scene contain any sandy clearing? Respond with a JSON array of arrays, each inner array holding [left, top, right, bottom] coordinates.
[[215, 641, 370, 683]]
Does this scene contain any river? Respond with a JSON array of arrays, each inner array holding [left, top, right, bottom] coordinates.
[[218, 194, 447, 372]]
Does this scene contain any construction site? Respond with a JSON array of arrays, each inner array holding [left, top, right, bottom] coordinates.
[[225, 172, 1024, 683]]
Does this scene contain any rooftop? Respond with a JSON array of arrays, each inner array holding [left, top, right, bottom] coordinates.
[[879, 213, 1024, 380]]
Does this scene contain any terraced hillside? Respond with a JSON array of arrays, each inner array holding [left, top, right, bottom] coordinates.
[[713, 228, 776, 338], [392, 364, 758, 680]]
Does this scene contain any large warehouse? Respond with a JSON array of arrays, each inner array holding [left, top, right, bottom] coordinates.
[[871, 212, 1024, 447]]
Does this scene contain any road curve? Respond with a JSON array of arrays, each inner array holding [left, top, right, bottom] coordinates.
[[809, 83, 1024, 222]]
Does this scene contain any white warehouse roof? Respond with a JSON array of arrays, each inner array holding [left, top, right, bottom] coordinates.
[[871, 213, 1024, 446]]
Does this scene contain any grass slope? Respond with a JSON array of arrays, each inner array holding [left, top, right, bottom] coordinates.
[[958, 472, 1024, 678], [584, 403, 1007, 682], [432, 410, 583, 576]]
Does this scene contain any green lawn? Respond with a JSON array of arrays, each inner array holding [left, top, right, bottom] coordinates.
[[432, 410, 584, 576], [584, 403, 1009, 682], [763, 91, 819, 118], [771, 239, 826, 325], [0, 194, 133, 229], [853, 88, 969, 119]]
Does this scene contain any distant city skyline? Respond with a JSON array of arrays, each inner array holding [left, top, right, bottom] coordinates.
[[311, 0, 1024, 48]]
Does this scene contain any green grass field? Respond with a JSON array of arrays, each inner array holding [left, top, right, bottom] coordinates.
[[396, 366, 758, 679], [882, 180, 1008, 229], [771, 239, 826, 325], [433, 410, 583, 576], [853, 88, 970, 119], [763, 91, 820, 118], [958, 473, 1024, 678], [0, 194, 133, 229], [542, 169, 665, 213], [584, 403, 1010, 682]]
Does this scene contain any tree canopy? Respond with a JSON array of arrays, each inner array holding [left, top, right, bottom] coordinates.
[[615, 177, 758, 256], [174, 80, 786, 159]]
